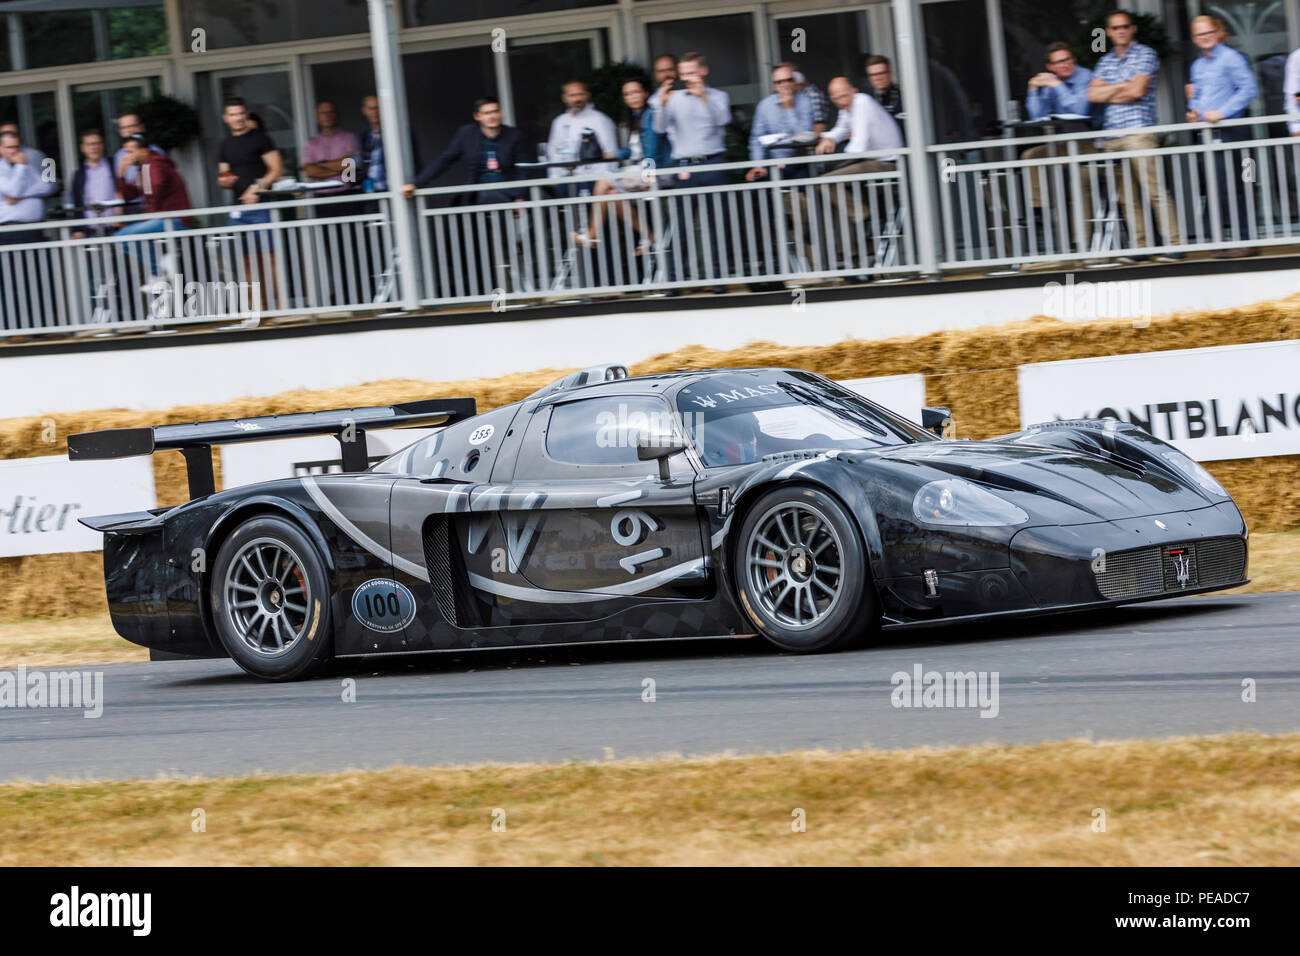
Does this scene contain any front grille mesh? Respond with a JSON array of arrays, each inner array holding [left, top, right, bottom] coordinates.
[[1094, 536, 1245, 600], [1196, 536, 1248, 587], [1095, 546, 1165, 600]]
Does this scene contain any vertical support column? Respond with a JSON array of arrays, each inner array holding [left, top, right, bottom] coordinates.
[[367, 0, 419, 310], [7, 14, 25, 72], [54, 77, 76, 202], [615, 0, 638, 64], [985, 0, 1011, 123], [91, 9, 110, 60], [494, 42, 515, 128], [890, 0, 939, 276]]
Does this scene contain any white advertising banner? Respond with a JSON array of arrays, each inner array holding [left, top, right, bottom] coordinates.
[[220, 427, 440, 491], [0, 455, 156, 557], [1018, 340, 1300, 462], [839, 374, 927, 422]]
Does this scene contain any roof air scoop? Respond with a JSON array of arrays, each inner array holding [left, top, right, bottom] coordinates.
[[525, 363, 629, 401]]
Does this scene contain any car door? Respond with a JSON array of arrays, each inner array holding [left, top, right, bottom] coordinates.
[[472, 393, 711, 617]]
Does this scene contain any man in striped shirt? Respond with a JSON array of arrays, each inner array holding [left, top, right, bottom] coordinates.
[[1088, 9, 1184, 259]]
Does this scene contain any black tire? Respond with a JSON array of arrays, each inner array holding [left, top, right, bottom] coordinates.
[[733, 485, 874, 653], [208, 515, 332, 681]]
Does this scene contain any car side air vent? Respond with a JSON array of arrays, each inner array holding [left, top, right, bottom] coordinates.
[[759, 449, 836, 463], [420, 515, 484, 628]]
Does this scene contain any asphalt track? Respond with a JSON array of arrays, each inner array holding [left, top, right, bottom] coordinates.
[[2, 592, 1297, 782]]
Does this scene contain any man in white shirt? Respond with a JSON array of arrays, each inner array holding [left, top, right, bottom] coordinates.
[[544, 80, 617, 189], [813, 76, 903, 171], [1285, 47, 1300, 136], [797, 77, 903, 273], [0, 129, 54, 244]]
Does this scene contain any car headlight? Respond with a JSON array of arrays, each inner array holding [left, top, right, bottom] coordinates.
[[912, 478, 1029, 527], [1160, 451, 1228, 498]]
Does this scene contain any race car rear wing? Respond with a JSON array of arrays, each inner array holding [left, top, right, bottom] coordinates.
[[67, 397, 477, 500]]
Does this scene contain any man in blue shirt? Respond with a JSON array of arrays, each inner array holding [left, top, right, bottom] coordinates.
[[746, 62, 816, 182], [1026, 44, 1097, 123], [1186, 14, 1258, 254], [654, 51, 733, 288], [1088, 9, 1184, 259], [1021, 42, 1101, 246]]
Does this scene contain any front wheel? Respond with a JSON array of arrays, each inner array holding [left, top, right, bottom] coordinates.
[[734, 486, 874, 653], [209, 515, 332, 681]]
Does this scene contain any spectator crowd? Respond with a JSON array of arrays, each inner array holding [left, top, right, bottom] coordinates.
[[0, 8, 1296, 295]]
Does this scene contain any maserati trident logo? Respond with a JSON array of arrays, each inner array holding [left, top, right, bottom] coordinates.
[[1173, 552, 1191, 588]]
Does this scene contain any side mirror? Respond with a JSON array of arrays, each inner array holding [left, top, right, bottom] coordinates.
[[922, 406, 952, 438], [636, 431, 687, 480]]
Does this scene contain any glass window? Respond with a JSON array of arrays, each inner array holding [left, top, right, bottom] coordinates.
[[773, 12, 871, 92], [546, 396, 678, 466], [72, 79, 162, 153], [677, 371, 931, 468], [0, 1, 167, 70], [922, 0, 998, 142], [404, 0, 611, 27], [646, 12, 760, 130], [509, 37, 599, 157], [308, 58, 376, 150], [402, 46, 498, 181], [182, 0, 367, 49]]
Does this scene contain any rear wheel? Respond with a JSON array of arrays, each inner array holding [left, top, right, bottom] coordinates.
[[735, 486, 873, 652], [209, 515, 332, 681]]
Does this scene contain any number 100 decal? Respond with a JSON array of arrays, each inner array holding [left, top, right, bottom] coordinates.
[[352, 578, 417, 632]]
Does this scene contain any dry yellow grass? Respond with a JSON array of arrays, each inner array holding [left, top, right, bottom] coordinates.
[[0, 614, 145, 666], [1239, 529, 1300, 594], [1, 733, 1296, 866]]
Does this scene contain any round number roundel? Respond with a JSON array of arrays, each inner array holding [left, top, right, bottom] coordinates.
[[468, 424, 495, 445], [351, 579, 417, 632]]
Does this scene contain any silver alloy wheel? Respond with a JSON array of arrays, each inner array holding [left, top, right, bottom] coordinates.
[[744, 501, 844, 630], [222, 536, 312, 657]]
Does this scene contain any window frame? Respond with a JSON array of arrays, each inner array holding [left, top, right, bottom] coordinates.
[[523, 392, 697, 480]]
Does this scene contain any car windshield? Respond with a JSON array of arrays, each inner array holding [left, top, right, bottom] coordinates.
[[676, 371, 934, 467]]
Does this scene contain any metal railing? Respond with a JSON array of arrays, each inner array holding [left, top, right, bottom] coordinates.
[[410, 149, 914, 306], [4, 117, 1300, 338], [931, 113, 1300, 269], [0, 191, 396, 337]]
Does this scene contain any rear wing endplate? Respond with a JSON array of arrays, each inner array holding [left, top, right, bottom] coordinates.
[[67, 397, 477, 500]]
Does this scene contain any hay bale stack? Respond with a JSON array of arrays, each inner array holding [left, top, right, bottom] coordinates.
[[2, 294, 1297, 621]]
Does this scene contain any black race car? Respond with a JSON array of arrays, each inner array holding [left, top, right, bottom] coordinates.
[[69, 364, 1248, 680]]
